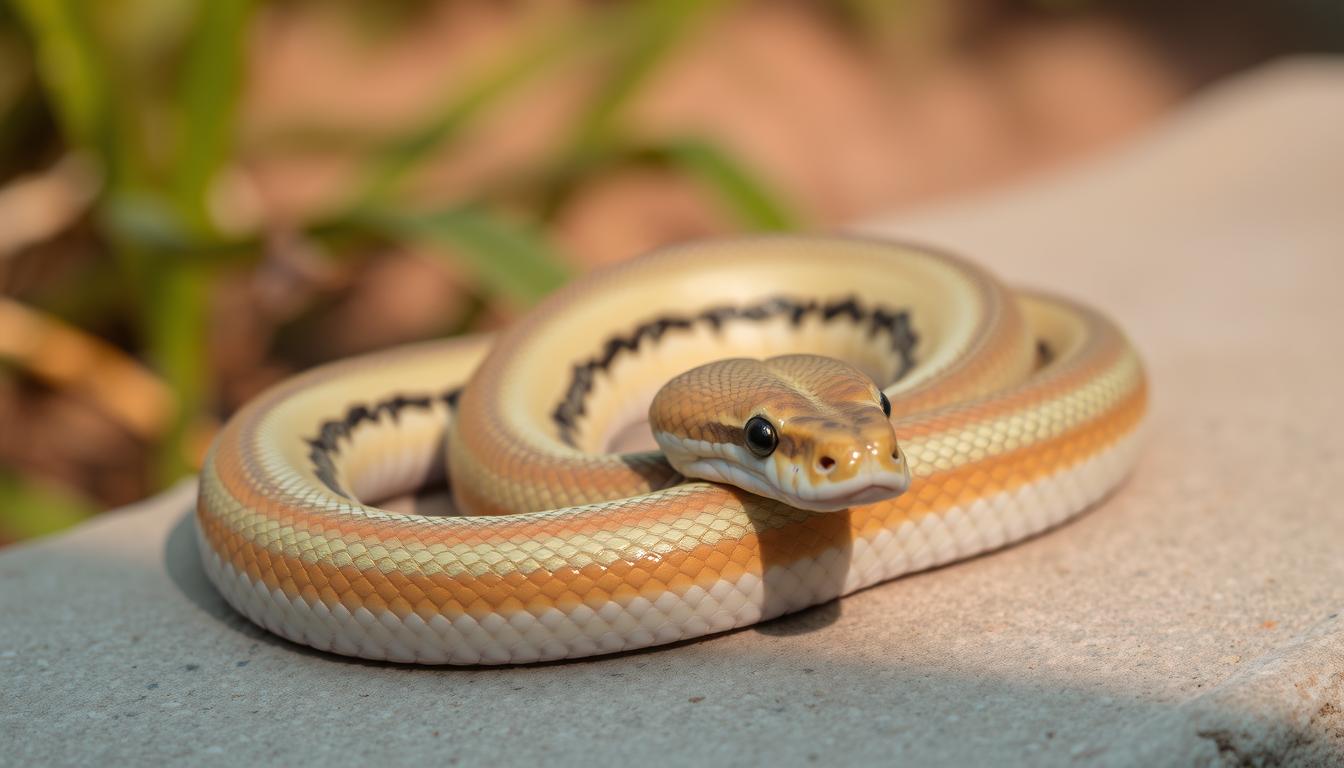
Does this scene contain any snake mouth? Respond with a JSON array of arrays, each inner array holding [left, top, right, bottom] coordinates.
[[790, 478, 909, 512], [655, 434, 911, 512]]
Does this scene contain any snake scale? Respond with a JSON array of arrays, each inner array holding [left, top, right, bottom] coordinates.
[[197, 236, 1147, 664]]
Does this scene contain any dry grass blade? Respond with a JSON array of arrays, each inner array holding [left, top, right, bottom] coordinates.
[[0, 153, 99, 260], [0, 298, 175, 441]]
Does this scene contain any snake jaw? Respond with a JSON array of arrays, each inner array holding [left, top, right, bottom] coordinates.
[[768, 437, 911, 512], [653, 434, 777, 501], [786, 453, 911, 511], [653, 431, 911, 512]]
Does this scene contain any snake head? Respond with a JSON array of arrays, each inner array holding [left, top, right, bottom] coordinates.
[[649, 354, 911, 512]]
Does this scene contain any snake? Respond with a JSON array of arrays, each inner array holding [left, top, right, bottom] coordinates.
[[196, 235, 1147, 665]]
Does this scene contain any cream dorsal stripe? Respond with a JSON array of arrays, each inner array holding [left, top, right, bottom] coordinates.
[[197, 235, 1148, 665]]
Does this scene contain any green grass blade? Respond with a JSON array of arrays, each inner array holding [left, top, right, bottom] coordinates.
[[362, 207, 570, 304], [9, 0, 107, 149], [356, 18, 586, 205], [172, 0, 255, 231], [654, 138, 800, 230], [143, 260, 210, 484], [567, 0, 725, 150]]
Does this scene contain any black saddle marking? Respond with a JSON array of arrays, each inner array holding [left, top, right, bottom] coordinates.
[[305, 387, 461, 499], [550, 295, 918, 447]]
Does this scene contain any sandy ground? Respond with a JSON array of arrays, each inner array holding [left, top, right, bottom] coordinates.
[[3, 59, 1343, 766]]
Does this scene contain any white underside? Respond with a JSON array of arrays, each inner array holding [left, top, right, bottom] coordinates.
[[200, 425, 1143, 665]]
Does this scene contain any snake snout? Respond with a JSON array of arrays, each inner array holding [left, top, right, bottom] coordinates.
[[809, 426, 902, 476], [809, 442, 865, 481]]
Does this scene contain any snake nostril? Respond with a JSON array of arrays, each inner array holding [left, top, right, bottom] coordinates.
[[818, 456, 836, 471]]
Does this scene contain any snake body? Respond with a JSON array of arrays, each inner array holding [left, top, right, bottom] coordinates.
[[197, 236, 1147, 664]]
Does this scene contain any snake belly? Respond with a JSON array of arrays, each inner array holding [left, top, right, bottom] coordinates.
[[196, 236, 1147, 664]]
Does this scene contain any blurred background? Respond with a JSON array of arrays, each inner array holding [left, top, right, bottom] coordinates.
[[0, 0, 1340, 544]]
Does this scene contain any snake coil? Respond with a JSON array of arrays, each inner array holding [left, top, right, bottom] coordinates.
[[197, 236, 1147, 664]]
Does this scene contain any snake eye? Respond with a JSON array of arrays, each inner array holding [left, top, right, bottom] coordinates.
[[879, 391, 892, 418], [743, 416, 778, 458]]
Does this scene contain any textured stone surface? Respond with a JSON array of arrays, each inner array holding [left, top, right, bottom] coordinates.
[[4, 58, 1344, 766]]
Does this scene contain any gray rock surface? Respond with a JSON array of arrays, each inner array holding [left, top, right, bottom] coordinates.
[[4, 59, 1344, 766]]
